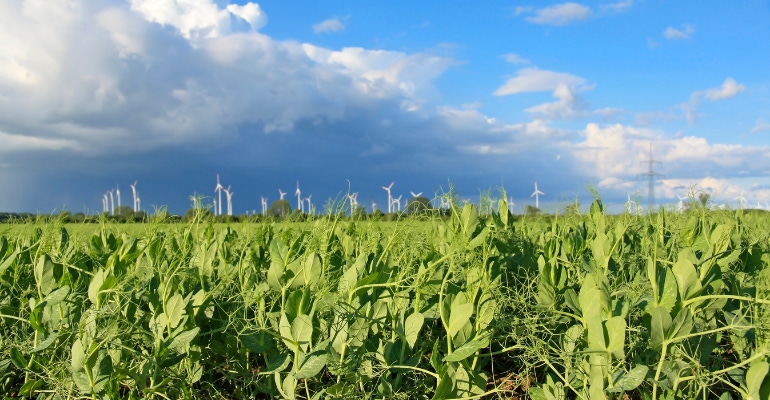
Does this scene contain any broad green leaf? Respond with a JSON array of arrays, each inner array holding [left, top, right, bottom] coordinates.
[[431, 369, 455, 400], [0, 248, 19, 277], [404, 312, 424, 349], [165, 293, 186, 330], [279, 373, 296, 400], [605, 316, 626, 360], [657, 267, 678, 312], [87, 269, 106, 306], [746, 359, 769, 399], [42, 285, 70, 307], [668, 307, 693, 342], [672, 255, 702, 301], [241, 331, 273, 354], [261, 352, 291, 374], [447, 296, 474, 338], [608, 365, 648, 392], [34, 255, 57, 296], [443, 338, 488, 362], [10, 348, 27, 370], [291, 314, 314, 352], [17, 380, 44, 397], [32, 331, 59, 353], [294, 349, 327, 379], [168, 327, 199, 353], [649, 306, 671, 351]]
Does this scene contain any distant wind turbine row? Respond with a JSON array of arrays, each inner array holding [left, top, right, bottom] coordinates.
[[102, 182, 140, 215]]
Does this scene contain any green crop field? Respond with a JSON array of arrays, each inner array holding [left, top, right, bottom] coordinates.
[[1, 199, 769, 399]]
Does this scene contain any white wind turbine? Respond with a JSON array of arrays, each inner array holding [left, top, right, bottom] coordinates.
[[347, 192, 359, 214], [676, 194, 687, 213], [278, 189, 287, 200], [214, 174, 224, 216], [530, 182, 544, 210], [108, 189, 115, 216], [371, 200, 377, 213], [102, 193, 109, 214], [734, 190, 746, 210], [130, 181, 139, 212], [392, 195, 402, 212], [508, 196, 516, 213], [116, 186, 121, 211], [625, 193, 637, 214], [261, 197, 268, 216], [304, 195, 313, 215], [223, 186, 233, 216], [295, 181, 303, 213], [382, 182, 394, 213]]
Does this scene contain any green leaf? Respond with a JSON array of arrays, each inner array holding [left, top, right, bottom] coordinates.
[[443, 338, 488, 362], [294, 349, 327, 379], [404, 312, 424, 350], [608, 365, 648, 392], [87, 269, 105, 306], [668, 307, 693, 342], [649, 306, 671, 351], [165, 293, 187, 330], [167, 327, 199, 353], [746, 360, 769, 399], [291, 314, 314, 352], [672, 255, 702, 301], [262, 352, 291, 374], [17, 380, 44, 396], [32, 331, 59, 353], [447, 295, 474, 338], [605, 316, 626, 360], [10, 348, 27, 370], [42, 285, 70, 307], [34, 255, 57, 296]]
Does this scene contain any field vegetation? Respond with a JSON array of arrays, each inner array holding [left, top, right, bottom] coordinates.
[[1, 193, 769, 399]]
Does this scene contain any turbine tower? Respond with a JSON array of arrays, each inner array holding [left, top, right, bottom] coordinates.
[[130, 181, 139, 212], [640, 143, 664, 209], [214, 174, 224, 216], [295, 181, 303, 213], [261, 196, 268, 216], [734, 190, 746, 210], [531, 182, 544, 210], [116, 186, 121, 211], [108, 189, 115, 216], [382, 182, 394, 213], [304, 195, 313, 215], [392, 195, 402, 212], [223, 186, 233, 216], [102, 193, 109, 214]]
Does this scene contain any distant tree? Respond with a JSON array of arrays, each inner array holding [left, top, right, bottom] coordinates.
[[72, 213, 86, 223], [114, 205, 133, 219], [405, 196, 431, 215], [698, 192, 711, 208], [268, 199, 291, 218], [183, 208, 212, 221], [562, 203, 580, 216], [525, 205, 541, 216]]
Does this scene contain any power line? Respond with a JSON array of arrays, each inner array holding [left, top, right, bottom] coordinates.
[[639, 143, 664, 208]]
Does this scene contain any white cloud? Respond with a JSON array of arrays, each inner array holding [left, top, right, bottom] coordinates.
[[704, 77, 746, 101], [129, 0, 266, 39], [571, 124, 770, 190], [663, 25, 694, 40], [525, 83, 590, 119], [0, 0, 454, 155], [685, 77, 746, 124], [313, 18, 345, 34], [752, 118, 770, 133], [600, 0, 633, 13], [523, 2, 592, 26], [493, 67, 586, 96], [0, 130, 81, 152], [502, 53, 530, 65]]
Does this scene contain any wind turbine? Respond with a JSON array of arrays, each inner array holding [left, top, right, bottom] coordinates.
[[108, 189, 115, 216], [676, 194, 687, 213], [625, 193, 637, 215], [382, 182, 394, 213], [295, 181, 303, 213], [371, 200, 377, 213], [261, 196, 268, 216], [214, 174, 224, 216], [410, 191, 422, 198], [508, 196, 516, 213], [130, 181, 139, 212], [116, 186, 121, 212], [392, 195, 402, 212], [304, 195, 313, 216], [223, 186, 233, 216], [213, 199, 217, 216], [347, 192, 359, 214], [734, 190, 746, 210], [530, 182, 544, 210], [278, 189, 287, 200], [102, 193, 109, 214]]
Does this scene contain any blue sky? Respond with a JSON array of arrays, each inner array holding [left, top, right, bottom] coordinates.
[[1, 0, 769, 215]]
